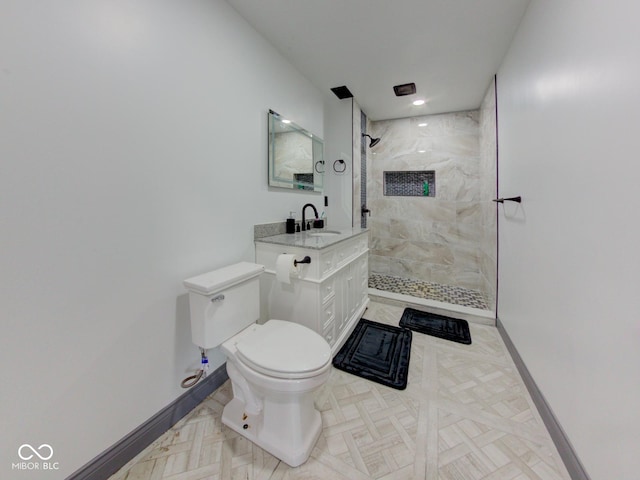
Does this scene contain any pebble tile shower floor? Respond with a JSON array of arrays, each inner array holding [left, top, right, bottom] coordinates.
[[368, 273, 490, 310]]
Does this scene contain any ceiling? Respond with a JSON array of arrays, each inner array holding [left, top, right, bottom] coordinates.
[[226, 0, 530, 121]]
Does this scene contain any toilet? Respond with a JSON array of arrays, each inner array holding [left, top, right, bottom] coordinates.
[[183, 261, 331, 467]]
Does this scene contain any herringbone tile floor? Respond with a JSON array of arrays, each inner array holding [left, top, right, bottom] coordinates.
[[109, 301, 570, 480]]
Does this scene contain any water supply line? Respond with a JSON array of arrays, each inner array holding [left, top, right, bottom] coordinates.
[[180, 348, 209, 388]]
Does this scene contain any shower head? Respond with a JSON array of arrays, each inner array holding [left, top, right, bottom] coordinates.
[[362, 133, 381, 148]]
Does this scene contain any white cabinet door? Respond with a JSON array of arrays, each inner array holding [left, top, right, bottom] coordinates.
[[334, 267, 348, 334], [256, 231, 369, 353]]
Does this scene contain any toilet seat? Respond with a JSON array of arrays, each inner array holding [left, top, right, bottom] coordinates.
[[235, 320, 331, 379]]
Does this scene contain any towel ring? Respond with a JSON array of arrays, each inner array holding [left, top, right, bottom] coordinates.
[[333, 159, 346, 173]]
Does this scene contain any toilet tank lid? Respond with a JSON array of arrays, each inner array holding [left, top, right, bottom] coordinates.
[[183, 262, 264, 295]]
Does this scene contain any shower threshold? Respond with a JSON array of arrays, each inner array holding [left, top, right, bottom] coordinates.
[[368, 273, 495, 326]]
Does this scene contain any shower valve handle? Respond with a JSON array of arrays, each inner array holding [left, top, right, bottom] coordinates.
[[361, 205, 371, 217]]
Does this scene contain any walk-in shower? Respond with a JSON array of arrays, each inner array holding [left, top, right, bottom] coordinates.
[[364, 80, 498, 317]]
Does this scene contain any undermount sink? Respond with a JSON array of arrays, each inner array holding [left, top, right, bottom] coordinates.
[[308, 230, 341, 237]]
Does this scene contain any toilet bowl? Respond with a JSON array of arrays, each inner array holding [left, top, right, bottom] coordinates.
[[183, 262, 332, 467], [221, 320, 331, 466]]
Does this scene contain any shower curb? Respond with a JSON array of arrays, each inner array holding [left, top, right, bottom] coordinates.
[[66, 365, 228, 480], [496, 317, 591, 480], [369, 288, 496, 326]]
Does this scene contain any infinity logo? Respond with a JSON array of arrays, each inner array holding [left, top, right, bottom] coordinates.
[[18, 444, 54, 461]]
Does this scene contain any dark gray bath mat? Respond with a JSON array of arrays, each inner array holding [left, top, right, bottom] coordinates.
[[332, 318, 412, 390], [399, 308, 472, 345]]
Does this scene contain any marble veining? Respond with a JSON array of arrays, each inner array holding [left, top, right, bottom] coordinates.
[[368, 104, 497, 310]]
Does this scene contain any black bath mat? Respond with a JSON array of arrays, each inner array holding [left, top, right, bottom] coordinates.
[[332, 318, 412, 390], [399, 308, 472, 345]]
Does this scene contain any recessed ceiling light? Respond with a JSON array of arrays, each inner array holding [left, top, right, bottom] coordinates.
[[418, 123, 428, 127], [418, 150, 426, 153], [412, 99, 425, 106], [282, 119, 291, 124]]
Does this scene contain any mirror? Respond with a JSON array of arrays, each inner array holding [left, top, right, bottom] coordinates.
[[268, 109, 324, 191]]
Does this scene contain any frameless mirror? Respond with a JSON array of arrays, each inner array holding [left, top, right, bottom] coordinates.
[[268, 109, 324, 192]]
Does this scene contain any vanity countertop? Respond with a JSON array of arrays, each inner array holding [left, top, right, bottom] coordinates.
[[255, 227, 368, 250]]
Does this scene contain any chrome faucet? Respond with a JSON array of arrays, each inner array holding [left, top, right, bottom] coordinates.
[[301, 203, 319, 231]]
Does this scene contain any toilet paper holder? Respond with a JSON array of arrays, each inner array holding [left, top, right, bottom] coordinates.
[[294, 256, 311, 267]]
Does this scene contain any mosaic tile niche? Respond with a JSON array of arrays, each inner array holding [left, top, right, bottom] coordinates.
[[383, 170, 436, 197], [368, 108, 496, 310]]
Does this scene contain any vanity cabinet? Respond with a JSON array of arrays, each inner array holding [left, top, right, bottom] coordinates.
[[255, 230, 369, 354]]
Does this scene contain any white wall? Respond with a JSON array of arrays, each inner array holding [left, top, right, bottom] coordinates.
[[497, 1, 640, 479], [352, 102, 363, 228], [0, 1, 324, 477], [323, 95, 353, 228]]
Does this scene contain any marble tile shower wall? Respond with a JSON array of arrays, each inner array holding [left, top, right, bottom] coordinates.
[[368, 109, 496, 309]]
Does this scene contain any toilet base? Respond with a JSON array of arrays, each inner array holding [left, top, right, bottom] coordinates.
[[222, 397, 322, 467]]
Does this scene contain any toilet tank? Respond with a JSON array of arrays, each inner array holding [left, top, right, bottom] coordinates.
[[183, 262, 265, 349]]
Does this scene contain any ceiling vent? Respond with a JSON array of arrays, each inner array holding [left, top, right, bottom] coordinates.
[[393, 83, 417, 96], [330, 85, 354, 99]]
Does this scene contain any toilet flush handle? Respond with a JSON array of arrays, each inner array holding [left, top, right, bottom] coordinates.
[[211, 294, 225, 303]]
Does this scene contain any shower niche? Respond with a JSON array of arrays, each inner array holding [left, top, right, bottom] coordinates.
[[383, 170, 435, 197]]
